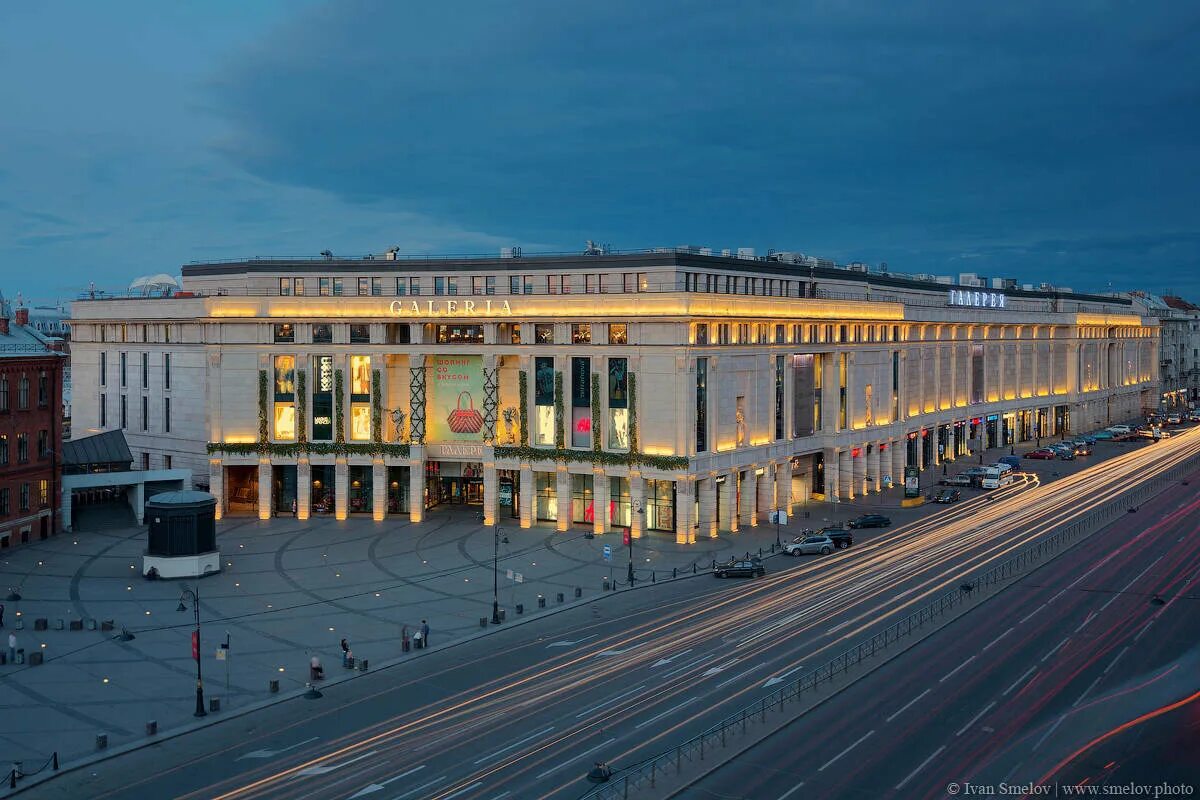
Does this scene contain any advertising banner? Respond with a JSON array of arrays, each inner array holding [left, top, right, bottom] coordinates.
[[903, 466, 920, 498], [427, 355, 485, 442]]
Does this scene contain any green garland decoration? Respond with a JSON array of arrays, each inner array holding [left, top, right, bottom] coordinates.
[[628, 372, 638, 454], [518, 370, 529, 446], [591, 373, 601, 452], [554, 371, 565, 449], [492, 445, 687, 471], [296, 370, 307, 445], [257, 370, 269, 452], [207, 441, 411, 459], [371, 368, 383, 451], [334, 369, 345, 446]]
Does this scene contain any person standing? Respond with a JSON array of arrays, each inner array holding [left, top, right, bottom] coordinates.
[[0, 602, 5, 628], [7, 632, 15, 664], [421, 620, 430, 649], [340, 637, 350, 666]]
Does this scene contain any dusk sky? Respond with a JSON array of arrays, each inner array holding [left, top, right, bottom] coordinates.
[[3, 1, 1199, 303]]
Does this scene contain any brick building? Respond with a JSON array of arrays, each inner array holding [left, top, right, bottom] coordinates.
[[0, 298, 66, 548]]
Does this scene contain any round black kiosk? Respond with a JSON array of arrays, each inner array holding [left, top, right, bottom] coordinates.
[[143, 490, 220, 579]]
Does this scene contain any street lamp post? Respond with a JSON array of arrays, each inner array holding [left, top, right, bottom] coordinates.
[[626, 528, 634, 585], [491, 525, 508, 625], [177, 585, 206, 718]]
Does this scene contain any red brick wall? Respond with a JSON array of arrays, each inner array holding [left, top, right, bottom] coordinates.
[[0, 353, 63, 545]]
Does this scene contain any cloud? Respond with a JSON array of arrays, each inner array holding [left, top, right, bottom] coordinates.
[[14, 229, 111, 247]]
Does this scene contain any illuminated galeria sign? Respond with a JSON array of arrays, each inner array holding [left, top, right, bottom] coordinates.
[[947, 289, 1006, 309], [389, 299, 513, 316]]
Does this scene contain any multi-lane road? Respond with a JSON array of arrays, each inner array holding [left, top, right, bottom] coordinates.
[[30, 426, 1200, 800]]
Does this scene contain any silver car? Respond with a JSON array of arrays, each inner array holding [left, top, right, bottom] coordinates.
[[785, 535, 835, 556]]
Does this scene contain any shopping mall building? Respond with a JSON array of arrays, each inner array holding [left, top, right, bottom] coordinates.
[[68, 250, 1159, 542]]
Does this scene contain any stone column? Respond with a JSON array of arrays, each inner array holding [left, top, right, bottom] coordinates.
[[892, 439, 906, 488], [592, 467, 608, 535], [555, 467, 571, 532], [775, 462, 792, 516], [407, 448, 424, 523], [822, 356, 840, 432], [297, 457, 311, 521], [335, 458, 349, 521], [866, 444, 881, 494], [674, 477, 695, 544], [698, 475, 718, 538], [630, 471, 645, 538], [852, 448, 867, 496], [756, 464, 772, 524], [372, 459, 386, 522], [258, 459, 272, 520], [483, 461, 497, 527], [838, 449, 854, 500], [823, 448, 840, 502], [739, 468, 757, 528], [209, 458, 224, 521], [946, 426, 956, 463], [519, 464, 533, 529], [718, 473, 735, 533]]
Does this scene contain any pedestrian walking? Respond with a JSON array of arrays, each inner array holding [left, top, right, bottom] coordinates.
[[340, 637, 350, 666], [421, 620, 430, 648], [7, 632, 15, 664]]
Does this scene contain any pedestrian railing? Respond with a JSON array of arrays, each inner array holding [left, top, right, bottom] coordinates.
[[6, 751, 58, 791], [577, 452, 1200, 800]]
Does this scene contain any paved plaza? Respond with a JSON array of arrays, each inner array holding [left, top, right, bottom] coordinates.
[[0, 442, 1082, 771]]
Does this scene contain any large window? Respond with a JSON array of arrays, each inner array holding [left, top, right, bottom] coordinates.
[[695, 357, 707, 452], [608, 358, 629, 450], [350, 324, 371, 344], [571, 474, 594, 524], [312, 356, 334, 441], [535, 324, 554, 344], [609, 476, 630, 528], [970, 345, 985, 404], [535, 472, 557, 521], [775, 355, 785, 440], [273, 355, 296, 440], [120, 353, 127, 387], [646, 479, 674, 532], [350, 355, 371, 441], [792, 354, 820, 437], [163, 353, 171, 390], [572, 324, 591, 344], [534, 357, 556, 446], [100, 352, 106, 387], [274, 324, 294, 343], [313, 324, 333, 344], [571, 357, 591, 448], [608, 324, 627, 345], [436, 324, 483, 344]]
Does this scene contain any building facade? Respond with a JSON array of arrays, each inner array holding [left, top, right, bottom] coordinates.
[[68, 252, 1158, 543], [0, 302, 66, 548]]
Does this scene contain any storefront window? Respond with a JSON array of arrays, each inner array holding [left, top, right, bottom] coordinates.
[[571, 357, 591, 448], [608, 324, 628, 345], [349, 466, 372, 514], [312, 355, 334, 441], [311, 465, 334, 514], [571, 474, 594, 523], [273, 466, 297, 514], [609, 476, 630, 528], [351, 356, 371, 396], [534, 357, 556, 446], [350, 404, 371, 441], [274, 356, 295, 395], [387, 466, 409, 514], [274, 355, 296, 440], [535, 472, 557, 521], [608, 358, 629, 450], [273, 403, 296, 440], [646, 479, 675, 531]]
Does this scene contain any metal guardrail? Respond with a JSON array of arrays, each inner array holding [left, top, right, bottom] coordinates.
[[6, 751, 58, 791], [578, 452, 1200, 800]]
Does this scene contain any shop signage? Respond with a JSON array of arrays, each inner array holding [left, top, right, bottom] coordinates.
[[428, 355, 485, 443], [948, 289, 1006, 309], [498, 483, 513, 506], [426, 442, 486, 459], [389, 299, 513, 316], [903, 465, 920, 498]]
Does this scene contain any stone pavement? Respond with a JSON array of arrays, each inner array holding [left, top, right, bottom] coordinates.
[[0, 440, 1089, 769]]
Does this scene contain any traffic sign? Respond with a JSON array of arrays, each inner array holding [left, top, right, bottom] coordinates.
[[602, 545, 612, 562]]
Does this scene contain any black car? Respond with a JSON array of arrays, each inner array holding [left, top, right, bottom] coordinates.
[[713, 557, 765, 578], [818, 527, 854, 549], [933, 489, 961, 504], [848, 514, 891, 529]]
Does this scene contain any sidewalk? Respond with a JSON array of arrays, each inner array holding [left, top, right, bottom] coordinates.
[[0, 439, 1088, 767]]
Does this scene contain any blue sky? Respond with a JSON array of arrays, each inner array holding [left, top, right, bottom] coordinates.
[[3, 1, 1199, 302]]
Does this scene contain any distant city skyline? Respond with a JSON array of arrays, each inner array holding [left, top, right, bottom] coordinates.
[[3, 1, 1199, 304]]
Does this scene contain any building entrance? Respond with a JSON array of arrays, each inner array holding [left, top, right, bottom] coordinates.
[[425, 461, 484, 508], [224, 466, 258, 516]]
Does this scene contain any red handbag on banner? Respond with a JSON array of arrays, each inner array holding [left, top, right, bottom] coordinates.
[[447, 391, 484, 434]]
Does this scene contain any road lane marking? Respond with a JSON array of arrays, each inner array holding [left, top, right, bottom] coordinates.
[[940, 655, 977, 683], [442, 782, 483, 800], [412, 713, 500, 752], [652, 648, 693, 667], [237, 736, 319, 760], [1118, 556, 1163, 595], [716, 663, 768, 690], [350, 766, 426, 798], [1103, 646, 1129, 675], [885, 689, 931, 723], [894, 745, 945, 791], [293, 750, 377, 777], [763, 664, 806, 688], [660, 653, 719, 679], [597, 646, 637, 656], [1041, 637, 1070, 662], [535, 738, 616, 779], [546, 634, 598, 648], [1133, 620, 1155, 643], [955, 701, 996, 736], [1074, 612, 1096, 634], [472, 727, 555, 765], [392, 777, 446, 799], [702, 659, 742, 678], [1034, 715, 1065, 750], [486, 793, 511, 800], [817, 730, 874, 772], [575, 686, 647, 718], [777, 780, 806, 800], [1073, 675, 1104, 707], [1019, 603, 1047, 624], [983, 627, 1014, 652], [1003, 666, 1038, 696], [1048, 588, 1068, 604], [634, 696, 701, 730]]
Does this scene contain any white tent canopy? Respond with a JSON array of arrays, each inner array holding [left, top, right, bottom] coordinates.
[[128, 274, 182, 295]]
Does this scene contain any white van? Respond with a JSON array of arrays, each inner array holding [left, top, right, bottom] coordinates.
[[990, 462, 1014, 475], [980, 466, 1015, 489]]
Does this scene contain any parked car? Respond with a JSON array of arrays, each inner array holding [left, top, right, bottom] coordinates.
[[1024, 448, 1056, 459], [1056, 448, 1076, 460], [848, 514, 891, 529], [1092, 429, 1115, 440], [940, 473, 974, 487], [1108, 425, 1133, 434], [818, 527, 854, 549], [1075, 435, 1098, 445], [998, 455, 1023, 469], [933, 488, 961, 504], [1186, 411, 1200, 422], [1069, 441, 1092, 455], [713, 557, 765, 578], [784, 535, 834, 556]]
